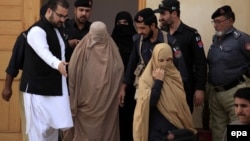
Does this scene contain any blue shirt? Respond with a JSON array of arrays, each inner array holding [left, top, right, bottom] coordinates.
[[207, 27, 250, 86]]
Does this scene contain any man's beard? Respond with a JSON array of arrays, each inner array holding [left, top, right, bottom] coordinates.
[[215, 31, 225, 37], [77, 16, 88, 24], [144, 29, 153, 40], [49, 15, 63, 28]]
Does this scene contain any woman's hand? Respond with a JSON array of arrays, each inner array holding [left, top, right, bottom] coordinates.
[[152, 68, 165, 81]]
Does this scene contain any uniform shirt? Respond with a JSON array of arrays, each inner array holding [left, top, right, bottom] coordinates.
[[63, 19, 91, 61], [163, 22, 207, 91], [207, 27, 250, 86], [124, 29, 188, 85], [5, 31, 27, 77]]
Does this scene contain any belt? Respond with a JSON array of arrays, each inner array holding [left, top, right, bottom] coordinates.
[[214, 76, 245, 92]]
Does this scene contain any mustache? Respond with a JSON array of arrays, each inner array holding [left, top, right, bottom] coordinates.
[[80, 16, 87, 19], [237, 114, 245, 117]]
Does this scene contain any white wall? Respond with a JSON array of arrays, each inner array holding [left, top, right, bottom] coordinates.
[[147, 0, 250, 54]]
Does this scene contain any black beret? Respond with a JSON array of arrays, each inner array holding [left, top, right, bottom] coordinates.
[[134, 8, 156, 23], [154, 0, 180, 13], [74, 0, 93, 8], [211, 5, 235, 21]]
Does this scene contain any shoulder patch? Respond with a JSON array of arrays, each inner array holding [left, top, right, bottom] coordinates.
[[195, 34, 204, 48], [245, 43, 250, 51]]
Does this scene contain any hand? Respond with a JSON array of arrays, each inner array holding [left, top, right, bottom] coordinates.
[[194, 90, 204, 106], [118, 83, 127, 107], [58, 61, 68, 77], [152, 68, 165, 80], [2, 86, 12, 101], [68, 39, 80, 48]]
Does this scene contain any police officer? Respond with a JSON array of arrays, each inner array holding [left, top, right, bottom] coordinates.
[[118, 8, 188, 106], [63, 0, 93, 62], [207, 5, 250, 141], [154, 0, 207, 112]]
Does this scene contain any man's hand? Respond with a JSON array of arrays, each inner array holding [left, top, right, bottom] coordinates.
[[2, 86, 12, 101], [68, 39, 80, 48], [2, 74, 14, 102], [118, 83, 127, 107], [194, 90, 204, 106], [58, 61, 68, 77]]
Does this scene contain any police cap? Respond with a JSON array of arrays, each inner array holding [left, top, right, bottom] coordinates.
[[211, 5, 235, 21], [134, 8, 157, 24], [74, 0, 93, 8], [154, 0, 180, 13]]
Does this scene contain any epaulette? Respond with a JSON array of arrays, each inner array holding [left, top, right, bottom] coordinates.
[[132, 34, 141, 42], [233, 30, 241, 39], [183, 24, 197, 33]]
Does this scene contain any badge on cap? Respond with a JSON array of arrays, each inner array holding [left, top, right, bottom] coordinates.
[[245, 43, 250, 51], [171, 6, 177, 10], [138, 16, 143, 22], [219, 8, 225, 15]]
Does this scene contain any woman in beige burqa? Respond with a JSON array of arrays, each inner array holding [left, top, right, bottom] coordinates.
[[133, 43, 196, 141], [63, 21, 124, 141]]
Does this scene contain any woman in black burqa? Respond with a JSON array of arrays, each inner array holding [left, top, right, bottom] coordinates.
[[111, 11, 137, 141]]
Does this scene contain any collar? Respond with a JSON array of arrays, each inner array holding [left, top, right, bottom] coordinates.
[[164, 21, 184, 34], [175, 21, 184, 33], [224, 27, 235, 35], [156, 29, 164, 43], [72, 19, 91, 30], [41, 17, 56, 29]]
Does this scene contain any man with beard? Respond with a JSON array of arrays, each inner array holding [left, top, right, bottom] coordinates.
[[207, 5, 250, 141], [20, 0, 73, 140], [118, 8, 188, 108], [154, 0, 207, 113], [63, 0, 93, 62]]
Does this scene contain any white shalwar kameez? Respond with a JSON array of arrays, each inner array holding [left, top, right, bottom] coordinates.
[[23, 26, 73, 141]]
